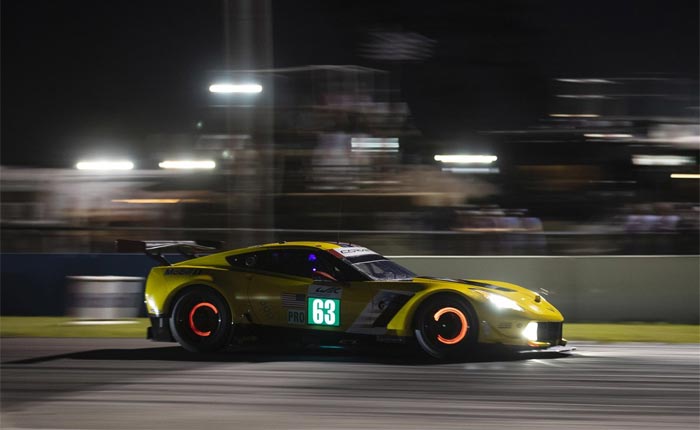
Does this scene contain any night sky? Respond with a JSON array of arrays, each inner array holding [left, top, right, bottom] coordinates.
[[2, 0, 698, 167]]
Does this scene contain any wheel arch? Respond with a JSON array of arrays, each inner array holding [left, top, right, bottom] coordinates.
[[164, 282, 231, 317]]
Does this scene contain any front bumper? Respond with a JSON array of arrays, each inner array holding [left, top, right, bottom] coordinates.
[[480, 320, 566, 348]]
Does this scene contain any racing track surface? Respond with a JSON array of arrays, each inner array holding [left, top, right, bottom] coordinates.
[[1, 338, 698, 430]]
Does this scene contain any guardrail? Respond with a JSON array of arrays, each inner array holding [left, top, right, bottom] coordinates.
[[393, 255, 700, 324], [1, 253, 698, 323]]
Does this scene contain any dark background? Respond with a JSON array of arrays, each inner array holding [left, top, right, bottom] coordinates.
[[3, 0, 698, 167]]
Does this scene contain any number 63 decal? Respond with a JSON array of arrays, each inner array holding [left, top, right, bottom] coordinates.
[[308, 298, 340, 327]]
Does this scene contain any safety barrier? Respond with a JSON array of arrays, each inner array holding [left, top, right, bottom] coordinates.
[[392, 255, 700, 324], [1, 253, 698, 323]]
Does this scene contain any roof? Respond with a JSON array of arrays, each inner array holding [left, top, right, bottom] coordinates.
[[172, 240, 367, 268], [254, 241, 358, 251]]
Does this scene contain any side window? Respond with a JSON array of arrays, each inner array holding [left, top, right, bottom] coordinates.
[[226, 252, 259, 269], [264, 249, 318, 278], [227, 249, 363, 281], [229, 249, 325, 278]]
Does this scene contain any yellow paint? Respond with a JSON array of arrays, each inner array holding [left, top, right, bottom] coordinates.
[[145, 241, 565, 348]]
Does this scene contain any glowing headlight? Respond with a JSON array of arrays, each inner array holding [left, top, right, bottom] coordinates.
[[486, 293, 523, 311], [146, 296, 160, 316], [523, 322, 538, 341]]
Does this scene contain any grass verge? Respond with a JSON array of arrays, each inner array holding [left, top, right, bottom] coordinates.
[[564, 323, 699, 343], [0, 317, 150, 338], [0, 318, 698, 343]]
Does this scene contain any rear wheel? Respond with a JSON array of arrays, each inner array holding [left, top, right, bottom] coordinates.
[[413, 294, 478, 360], [169, 287, 232, 352]]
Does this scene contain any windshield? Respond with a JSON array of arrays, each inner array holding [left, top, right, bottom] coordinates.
[[351, 257, 416, 281], [328, 246, 416, 281]]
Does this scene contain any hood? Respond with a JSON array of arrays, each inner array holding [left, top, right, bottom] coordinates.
[[412, 276, 561, 318]]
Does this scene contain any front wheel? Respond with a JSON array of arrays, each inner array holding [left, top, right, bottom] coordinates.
[[413, 294, 478, 360], [169, 287, 232, 353]]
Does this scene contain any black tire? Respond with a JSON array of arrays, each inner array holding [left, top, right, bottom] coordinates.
[[413, 294, 478, 360], [169, 286, 232, 353]]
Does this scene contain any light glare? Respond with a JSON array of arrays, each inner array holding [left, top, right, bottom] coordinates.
[[351, 137, 400, 153], [486, 293, 523, 311], [76, 160, 134, 171], [112, 199, 182, 204], [523, 322, 538, 341], [434, 154, 498, 164], [159, 160, 216, 170], [632, 155, 695, 166], [556, 78, 615, 84], [670, 173, 700, 179], [550, 113, 600, 118], [209, 83, 262, 94], [585, 133, 633, 138]]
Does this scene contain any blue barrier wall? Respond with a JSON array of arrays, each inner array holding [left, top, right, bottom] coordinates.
[[0, 254, 185, 316]]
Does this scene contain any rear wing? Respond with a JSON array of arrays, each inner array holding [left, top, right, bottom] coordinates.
[[115, 239, 224, 266]]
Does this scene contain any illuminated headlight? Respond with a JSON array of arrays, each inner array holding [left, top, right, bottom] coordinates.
[[486, 293, 523, 311], [523, 322, 538, 341], [145, 296, 160, 316]]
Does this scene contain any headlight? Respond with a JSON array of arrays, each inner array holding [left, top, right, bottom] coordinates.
[[523, 322, 538, 341], [486, 293, 523, 312], [145, 296, 160, 316]]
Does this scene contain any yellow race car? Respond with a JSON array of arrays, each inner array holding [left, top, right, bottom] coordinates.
[[131, 240, 566, 359]]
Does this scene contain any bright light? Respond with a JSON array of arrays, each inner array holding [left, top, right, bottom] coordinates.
[[76, 160, 134, 171], [632, 155, 696, 166], [556, 78, 615, 84], [351, 137, 399, 152], [486, 293, 523, 312], [550, 113, 600, 118], [523, 322, 538, 341], [208, 83, 262, 94], [557, 94, 609, 99], [158, 160, 216, 170], [146, 296, 160, 316], [585, 133, 633, 139], [112, 199, 181, 204], [670, 173, 700, 179], [434, 154, 498, 164], [441, 167, 500, 174]]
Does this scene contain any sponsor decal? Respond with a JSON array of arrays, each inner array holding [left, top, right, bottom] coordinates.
[[281, 293, 306, 308], [331, 246, 376, 259], [287, 309, 306, 325], [164, 268, 203, 276], [308, 285, 342, 299]]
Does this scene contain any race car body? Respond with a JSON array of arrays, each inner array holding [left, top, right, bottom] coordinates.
[[140, 241, 566, 358]]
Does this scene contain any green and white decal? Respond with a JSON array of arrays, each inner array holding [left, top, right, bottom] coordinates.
[[307, 297, 340, 327]]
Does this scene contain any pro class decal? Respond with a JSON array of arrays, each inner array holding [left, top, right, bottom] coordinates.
[[287, 309, 306, 325]]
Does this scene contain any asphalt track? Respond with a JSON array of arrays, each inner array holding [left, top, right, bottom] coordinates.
[[1, 338, 698, 429]]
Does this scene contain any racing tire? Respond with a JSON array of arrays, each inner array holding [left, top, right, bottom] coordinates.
[[413, 294, 478, 360], [169, 286, 232, 353]]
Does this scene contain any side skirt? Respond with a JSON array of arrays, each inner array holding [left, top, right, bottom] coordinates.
[[147, 316, 175, 342]]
